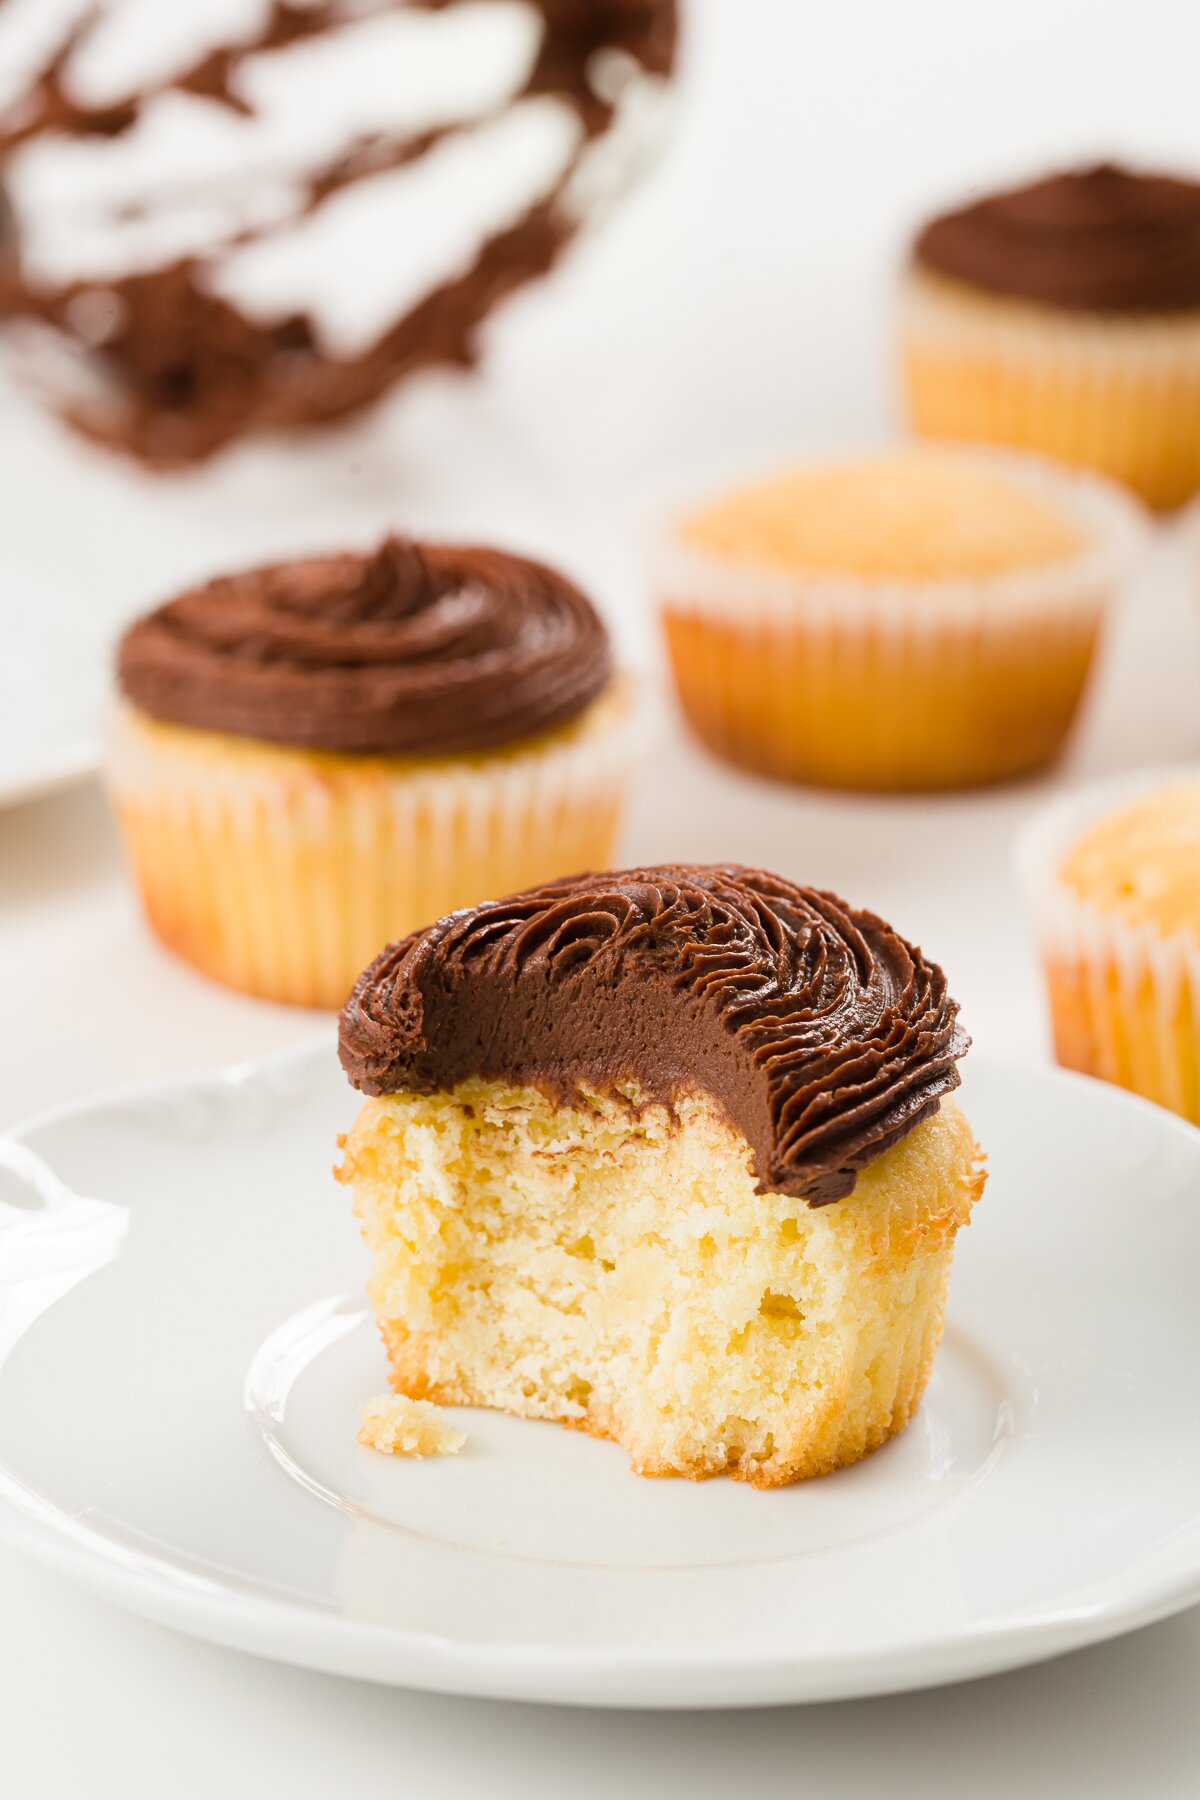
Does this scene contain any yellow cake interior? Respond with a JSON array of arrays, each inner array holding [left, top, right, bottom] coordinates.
[[676, 451, 1082, 579], [1059, 778, 1200, 945], [337, 1080, 984, 1488]]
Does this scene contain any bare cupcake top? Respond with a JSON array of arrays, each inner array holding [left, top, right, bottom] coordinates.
[[117, 535, 612, 756], [913, 163, 1200, 313], [340, 864, 970, 1205], [0, 0, 677, 464], [1059, 777, 1200, 946], [674, 451, 1083, 579]]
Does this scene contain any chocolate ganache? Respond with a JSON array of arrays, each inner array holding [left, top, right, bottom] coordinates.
[[914, 163, 1200, 313], [117, 535, 611, 755], [339, 865, 970, 1205], [0, 0, 678, 464]]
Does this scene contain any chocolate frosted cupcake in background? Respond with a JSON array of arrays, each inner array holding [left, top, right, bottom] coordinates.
[[337, 865, 984, 1486], [109, 537, 634, 1008], [900, 164, 1200, 509], [0, 0, 677, 466]]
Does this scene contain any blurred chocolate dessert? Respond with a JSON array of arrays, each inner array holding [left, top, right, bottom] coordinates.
[[0, 0, 677, 466]]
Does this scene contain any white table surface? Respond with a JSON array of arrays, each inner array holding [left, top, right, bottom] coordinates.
[[4, 2, 1200, 1792]]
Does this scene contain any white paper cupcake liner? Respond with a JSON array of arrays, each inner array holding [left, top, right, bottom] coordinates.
[[106, 684, 638, 1008], [899, 267, 1200, 509], [108, 687, 637, 835]]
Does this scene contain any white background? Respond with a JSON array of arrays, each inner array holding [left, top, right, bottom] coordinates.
[[3, 0, 1200, 1792]]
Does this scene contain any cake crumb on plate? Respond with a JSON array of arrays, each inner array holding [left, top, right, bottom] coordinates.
[[358, 1394, 466, 1458]]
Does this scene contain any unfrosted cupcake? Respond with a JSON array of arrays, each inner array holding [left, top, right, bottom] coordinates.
[[901, 164, 1200, 510], [110, 535, 633, 1008], [1020, 773, 1200, 1122], [654, 447, 1137, 792], [337, 865, 984, 1488]]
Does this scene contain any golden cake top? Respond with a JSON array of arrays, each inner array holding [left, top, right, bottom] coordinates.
[[677, 452, 1083, 579], [1059, 779, 1200, 946]]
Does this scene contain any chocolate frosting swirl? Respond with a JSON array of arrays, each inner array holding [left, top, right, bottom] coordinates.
[[914, 162, 1200, 313], [117, 535, 612, 755], [339, 864, 970, 1205]]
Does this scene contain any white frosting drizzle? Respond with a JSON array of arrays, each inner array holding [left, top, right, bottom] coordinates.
[[214, 97, 582, 355], [4, 0, 574, 357]]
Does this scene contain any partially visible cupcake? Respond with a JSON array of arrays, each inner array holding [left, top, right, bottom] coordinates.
[[1020, 772, 1200, 1122], [901, 163, 1200, 510], [654, 447, 1137, 792], [109, 536, 634, 1008]]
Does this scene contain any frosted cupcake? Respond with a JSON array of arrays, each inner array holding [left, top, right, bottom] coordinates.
[[337, 865, 984, 1487], [1020, 773, 1200, 1122], [110, 536, 633, 1008], [655, 447, 1137, 792], [901, 164, 1200, 510]]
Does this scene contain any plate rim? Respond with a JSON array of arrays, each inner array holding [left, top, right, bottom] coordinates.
[[3, 1042, 1200, 1707]]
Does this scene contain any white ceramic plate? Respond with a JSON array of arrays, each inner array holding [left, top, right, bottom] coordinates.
[[0, 628, 105, 807], [1, 1043, 1199, 1708]]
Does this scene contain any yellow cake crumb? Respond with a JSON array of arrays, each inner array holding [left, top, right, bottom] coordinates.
[[677, 451, 1083, 578], [357, 1393, 466, 1458], [1059, 778, 1200, 945]]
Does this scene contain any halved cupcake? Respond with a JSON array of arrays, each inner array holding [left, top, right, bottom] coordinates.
[[109, 535, 634, 1008], [900, 163, 1200, 510], [654, 447, 1137, 792], [337, 865, 984, 1487]]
